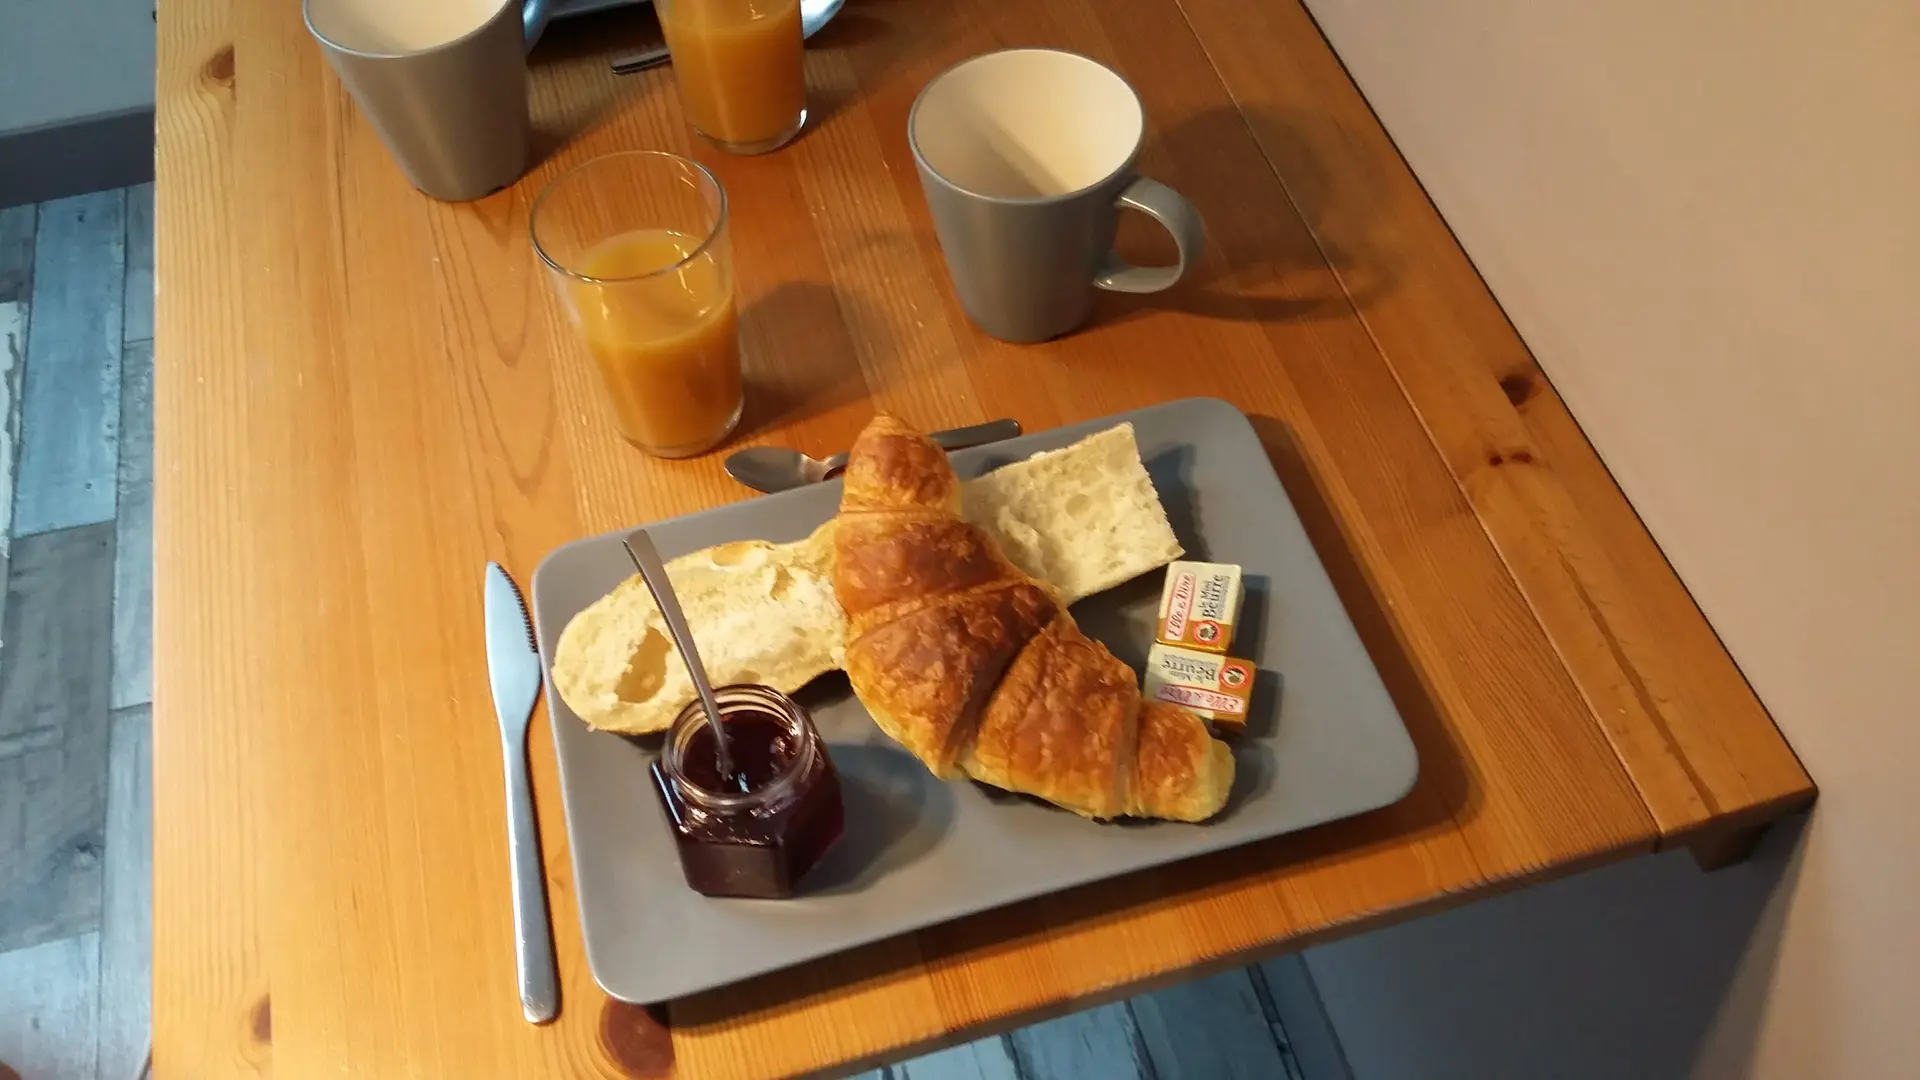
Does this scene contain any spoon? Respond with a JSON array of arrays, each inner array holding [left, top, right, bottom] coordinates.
[[725, 418, 1023, 494], [622, 529, 733, 781], [611, 0, 845, 74]]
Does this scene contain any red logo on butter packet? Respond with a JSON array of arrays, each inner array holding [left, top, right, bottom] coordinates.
[[1220, 661, 1251, 689]]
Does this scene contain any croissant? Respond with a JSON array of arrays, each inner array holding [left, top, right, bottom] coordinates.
[[833, 415, 1234, 821]]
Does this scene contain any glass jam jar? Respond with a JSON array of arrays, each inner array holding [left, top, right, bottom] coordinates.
[[649, 684, 843, 899]]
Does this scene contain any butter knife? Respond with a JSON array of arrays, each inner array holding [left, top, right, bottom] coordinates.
[[483, 562, 560, 1024], [724, 418, 1022, 494]]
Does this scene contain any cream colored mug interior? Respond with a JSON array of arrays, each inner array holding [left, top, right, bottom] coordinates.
[[912, 50, 1145, 199], [307, 0, 508, 53]]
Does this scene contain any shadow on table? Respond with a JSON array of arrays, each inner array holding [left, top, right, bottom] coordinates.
[[526, 5, 666, 166], [735, 280, 873, 440], [1089, 103, 1401, 331], [773, 4, 902, 140]]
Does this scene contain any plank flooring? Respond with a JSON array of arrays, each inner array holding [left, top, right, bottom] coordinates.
[[1008, 1002, 1152, 1079], [1133, 968, 1297, 1080], [0, 932, 99, 1080], [0, 205, 32, 305], [894, 1037, 1023, 1080], [96, 707, 152, 1080], [13, 191, 124, 537], [120, 187, 153, 348], [0, 184, 155, 1080], [111, 342, 151, 711], [0, 297, 23, 583], [0, 182, 1340, 1079], [0, 523, 115, 953], [1259, 956, 1355, 1080]]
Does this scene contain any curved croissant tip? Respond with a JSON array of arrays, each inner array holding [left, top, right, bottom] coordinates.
[[861, 413, 915, 437], [843, 413, 956, 512], [851, 413, 928, 456]]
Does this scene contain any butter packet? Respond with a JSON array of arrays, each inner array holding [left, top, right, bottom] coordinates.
[[1156, 560, 1243, 654], [1144, 643, 1255, 735]]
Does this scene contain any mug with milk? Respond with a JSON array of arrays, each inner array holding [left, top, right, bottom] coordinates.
[[304, 0, 552, 201], [909, 49, 1206, 343]]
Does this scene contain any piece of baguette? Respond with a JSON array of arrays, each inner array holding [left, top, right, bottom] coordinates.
[[550, 526, 844, 735], [551, 424, 1183, 733], [960, 423, 1181, 604]]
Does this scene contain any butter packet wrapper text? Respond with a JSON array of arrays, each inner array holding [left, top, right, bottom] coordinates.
[[1155, 560, 1243, 653], [1144, 643, 1254, 734]]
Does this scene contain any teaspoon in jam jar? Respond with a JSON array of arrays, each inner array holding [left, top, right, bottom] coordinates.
[[651, 684, 844, 899]]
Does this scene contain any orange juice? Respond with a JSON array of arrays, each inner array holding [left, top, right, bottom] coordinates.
[[657, 0, 806, 152], [572, 228, 742, 455]]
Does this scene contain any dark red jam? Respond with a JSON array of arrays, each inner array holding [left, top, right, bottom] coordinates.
[[679, 710, 798, 795], [652, 685, 843, 899]]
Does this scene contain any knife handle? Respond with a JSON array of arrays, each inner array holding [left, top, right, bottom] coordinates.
[[929, 417, 1023, 452], [610, 45, 670, 75], [503, 724, 560, 1023]]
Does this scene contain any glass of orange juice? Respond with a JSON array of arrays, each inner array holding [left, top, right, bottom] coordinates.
[[531, 151, 744, 457], [655, 0, 807, 155]]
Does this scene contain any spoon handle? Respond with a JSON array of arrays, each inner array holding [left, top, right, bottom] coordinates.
[[819, 418, 1023, 475], [622, 530, 733, 777]]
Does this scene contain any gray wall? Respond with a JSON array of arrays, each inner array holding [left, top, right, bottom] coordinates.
[[1295, 0, 1918, 1076], [0, 0, 156, 206]]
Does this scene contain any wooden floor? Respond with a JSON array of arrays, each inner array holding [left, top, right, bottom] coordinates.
[[0, 185, 1338, 1080], [0, 186, 153, 1080]]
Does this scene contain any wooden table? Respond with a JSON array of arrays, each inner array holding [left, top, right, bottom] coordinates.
[[153, 0, 1814, 1076]]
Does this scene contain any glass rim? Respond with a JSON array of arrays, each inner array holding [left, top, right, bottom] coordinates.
[[907, 48, 1145, 206], [303, 0, 508, 61], [528, 150, 730, 286], [665, 684, 814, 810]]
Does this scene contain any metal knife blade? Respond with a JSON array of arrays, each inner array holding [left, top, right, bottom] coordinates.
[[486, 564, 542, 727], [482, 562, 560, 1024]]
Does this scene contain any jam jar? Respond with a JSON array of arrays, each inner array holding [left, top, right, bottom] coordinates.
[[650, 684, 844, 899]]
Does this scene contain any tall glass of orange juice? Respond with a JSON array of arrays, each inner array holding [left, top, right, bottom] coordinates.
[[655, 0, 807, 154], [530, 152, 744, 457]]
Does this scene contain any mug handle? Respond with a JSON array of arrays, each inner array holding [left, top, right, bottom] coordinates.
[[1093, 176, 1205, 294], [523, 0, 552, 51]]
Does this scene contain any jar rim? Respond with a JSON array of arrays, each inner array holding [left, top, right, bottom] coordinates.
[[663, 684, 815, 810]]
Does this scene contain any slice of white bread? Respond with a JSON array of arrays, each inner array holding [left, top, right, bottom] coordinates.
[[551, 423, 1183, 733], [960, 423, 1181, 604]]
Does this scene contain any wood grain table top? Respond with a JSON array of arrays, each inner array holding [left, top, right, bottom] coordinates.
[[151, 0, 1814, 1076]]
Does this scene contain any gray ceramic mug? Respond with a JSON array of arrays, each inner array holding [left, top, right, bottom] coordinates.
[[909, 49, 1205, 343], [305, 0, 552, 202]]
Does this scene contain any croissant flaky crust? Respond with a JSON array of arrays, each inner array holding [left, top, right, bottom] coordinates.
[[833, 415, 1234, 821]]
